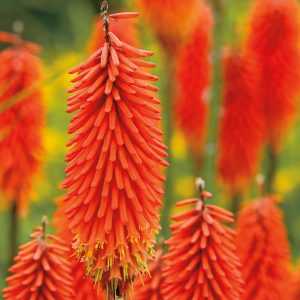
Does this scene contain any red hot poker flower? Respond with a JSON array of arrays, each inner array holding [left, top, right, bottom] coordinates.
[[62, 12, 167, 297], [3, 218, 74, 299], [137, 0, 201, 55], [247, 0, 300, 150], [175, 3, 213, 166], [133, 249, 164, 300], [162, 187, 243, 300], [0, 32, 44, 215], [236, 196, 292, 300], [218, 50, 264, 193]]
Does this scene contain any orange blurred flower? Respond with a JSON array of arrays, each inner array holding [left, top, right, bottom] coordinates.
[[136, 0, 201, 55], [3, 220, 74, 299], [62, 13, 167, 297], [87, 15, 138, 53], [236, 196, 292, 300], [175, 3, 213, 166], [133, 249, 164, 300], [247, 0, 300, 150], [162, 190, 243, 299], [0, 32, 44, 215], [218, 50, 264, 193]]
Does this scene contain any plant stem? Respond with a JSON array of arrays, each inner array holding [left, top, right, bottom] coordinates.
[[204, 1, 225, 188], [211, 0, 224, 15], [231, 191, 242, 216], [265, 144, 278, 194], [193, 153, 203, 178], [10, 202, 18, 263], [160, 54, 176, 239]]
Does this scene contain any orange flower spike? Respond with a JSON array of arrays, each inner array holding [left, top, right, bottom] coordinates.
[[88, 13, 139, 54], [137, 0, 201, 55], [218, 50, 264, 193], [162, 179, 244, 300], [248, 0, 300, 150], [236, 196, 292, 300], [3, 217, 74, 300], [133, 249, 164, 300], [175, 3, 213, 165], [0, 33, 44, 216], [63, 8, 167, 297], [53, 198, 104, 299]]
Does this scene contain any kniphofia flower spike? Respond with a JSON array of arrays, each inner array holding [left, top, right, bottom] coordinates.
[[248, 0, 300, 150], [0, 30, 44, 215], [236, 195, 292, 300], [175, 3, 213, 167], [3, 217, 74, 299], [162, 178, 243, 300], [62, 5, 167, 298], [218, 50, 264, 193]]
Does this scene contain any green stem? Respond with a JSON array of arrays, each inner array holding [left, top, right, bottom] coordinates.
[[204, 1, 225, 188], [265, 144, 278, 194], [193, 153, 203, 178], [211, 0, 225, 16], [91, 0, 125, 11], [231, 191, 242, 216], [160, 54, 176, 239], [10, 202, 18, 263]]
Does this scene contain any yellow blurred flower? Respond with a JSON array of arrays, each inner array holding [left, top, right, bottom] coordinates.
[[276, 168, 300, 195], [43, 128, 67, 159], [175, 176, 195, 198], [171, 130, 187, 159]]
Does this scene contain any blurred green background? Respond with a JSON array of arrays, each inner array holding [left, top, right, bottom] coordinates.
[[1, 0, 300, 295]]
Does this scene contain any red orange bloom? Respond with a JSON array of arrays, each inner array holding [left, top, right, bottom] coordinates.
[[218, 50, 264, 193], [247, 0, 300, 150], [0, 32, 44, 215], [3, 220, 74, 299], [133, 249, 164, 300], [62, 12, 167, 297], [87, 15, 138, 53], [137, 0, 200, 54], [236, 196, 292, 300], [175, 3, 213, 165], [162, 190, 243, 300]]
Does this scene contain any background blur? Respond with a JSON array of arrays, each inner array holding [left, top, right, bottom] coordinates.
[[1, 0, 300, 294]]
